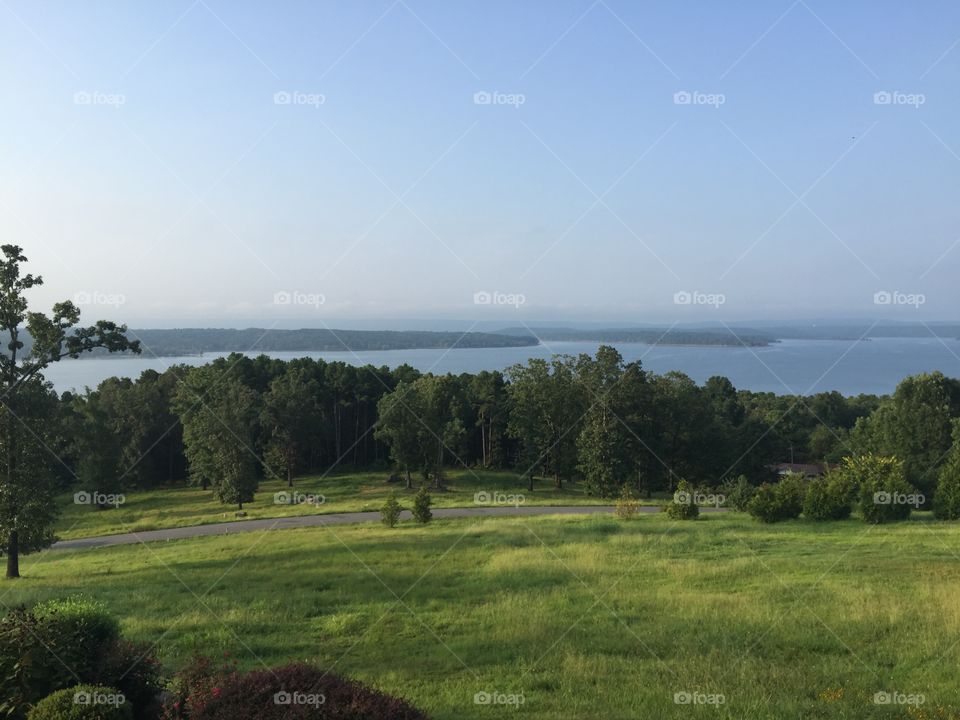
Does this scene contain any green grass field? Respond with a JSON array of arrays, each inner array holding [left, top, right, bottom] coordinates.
[[11, 511, 960, 719], [54, 470, 635, 540]]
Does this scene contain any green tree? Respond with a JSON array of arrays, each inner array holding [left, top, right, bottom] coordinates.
[[260, 369, 320, 487], [934, 420, 960, 520], [380, 491, 402, 527], [412, 485, 432, 523], [0, 245, 140, 578], [843, 454, 917, 524]]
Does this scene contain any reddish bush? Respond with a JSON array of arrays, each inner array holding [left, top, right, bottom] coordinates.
[[164, 660, 428, 720]]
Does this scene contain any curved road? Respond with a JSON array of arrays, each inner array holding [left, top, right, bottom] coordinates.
[[53, 505, 726, 551]]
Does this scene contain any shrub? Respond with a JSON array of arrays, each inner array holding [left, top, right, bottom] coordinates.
[[27, 685, 132, 720], [1, 599, 162, 720], [411, 486, 432, 524], [614, 484, 639, 520], [161, 653, 238, 719], [165, 661, 428, 720], [802, 473, 853, 521], [380, 492, 402, 528], [723, 475, 755, 511], [664, 480, 699, 520], [748, 475, 804, 523], [935, 465, 960, 520], [33, 596, 120, 680], [849, 455, 918, 524]]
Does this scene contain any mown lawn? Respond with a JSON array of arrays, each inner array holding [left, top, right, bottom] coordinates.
[[54, 470, 640, 540], [9, 511, 960, 719]]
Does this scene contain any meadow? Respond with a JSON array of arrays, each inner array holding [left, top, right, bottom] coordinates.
[[10, 510, 959, 719], [54, 470, 625, 540]]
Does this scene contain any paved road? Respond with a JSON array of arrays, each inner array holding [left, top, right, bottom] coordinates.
[[53, 504, 724, 551]]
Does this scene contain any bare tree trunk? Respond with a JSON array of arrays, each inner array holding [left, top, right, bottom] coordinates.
[[5, 531, 18, 579]]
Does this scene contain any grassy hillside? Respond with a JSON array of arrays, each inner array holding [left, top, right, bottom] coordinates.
[[13, 512, 959, 719]]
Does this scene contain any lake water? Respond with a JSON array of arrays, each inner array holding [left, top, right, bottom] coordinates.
[[42, 337, 960, 397]]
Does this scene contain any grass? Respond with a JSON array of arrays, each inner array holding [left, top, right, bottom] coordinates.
[[10, 511, 960, 719], [54, 469, 647, 540]]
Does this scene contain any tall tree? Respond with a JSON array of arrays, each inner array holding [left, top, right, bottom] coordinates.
[[260, 368, 320, 486], [0, 245, 140, 577]]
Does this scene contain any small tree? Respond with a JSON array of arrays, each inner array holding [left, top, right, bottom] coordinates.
[[664, 479, 699, 520], [723, 474, 755, 511], [380, 492, 402, 528], [412, 486, 432, 524], [614, 483, 639, 520], [748, 474, 805, 523]]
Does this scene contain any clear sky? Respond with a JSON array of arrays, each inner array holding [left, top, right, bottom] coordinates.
[[2, 0, 959, 327]]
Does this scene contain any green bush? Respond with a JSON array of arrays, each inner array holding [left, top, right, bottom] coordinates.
[[614, 484, 639, 520], [664, 480, 699, 520], [1, 599, 161, 720], [802, 473, 853, 521], [935, 465, 960, 520], [380, 492, 402, 528], [411, 486, 432, 524], [748, 475, 804, 523], [723, 475, 755, 511], [27, 685, 132, 720], [847, 455, 919, 524]]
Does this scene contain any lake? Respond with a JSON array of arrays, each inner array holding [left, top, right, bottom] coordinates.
[[41, 337, 960, 397]]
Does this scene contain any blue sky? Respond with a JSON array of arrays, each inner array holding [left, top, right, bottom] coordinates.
[[2, 0, 959, 326]]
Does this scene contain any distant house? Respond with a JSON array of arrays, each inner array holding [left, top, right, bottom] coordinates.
[[768, 462, 836, 478]]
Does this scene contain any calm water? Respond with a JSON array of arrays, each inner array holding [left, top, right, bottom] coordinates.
[[42, 337, 960, 397]]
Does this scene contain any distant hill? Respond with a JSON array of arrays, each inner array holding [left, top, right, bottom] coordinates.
[[495, 327, 774, 347], [4, 328, 539, 358]]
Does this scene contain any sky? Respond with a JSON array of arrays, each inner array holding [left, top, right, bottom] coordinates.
[[2, 0, 959, 328]]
